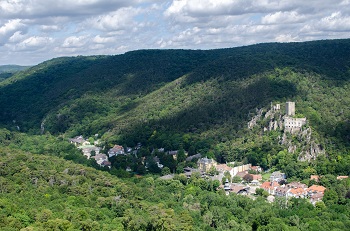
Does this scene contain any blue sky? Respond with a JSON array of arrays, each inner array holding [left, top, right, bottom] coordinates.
[[1, 0, 350, 65]]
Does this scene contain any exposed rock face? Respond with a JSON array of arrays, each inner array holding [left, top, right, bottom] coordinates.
[[248, 103, 325, 161], [247, 108, 263, 129]]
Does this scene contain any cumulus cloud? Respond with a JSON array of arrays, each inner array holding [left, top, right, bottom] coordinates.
[[0, 0, 350, 65], [262, 11, 306, 24], [84, 7, 141, 32], [0, 19, 26, 44], [317, 12, 350, 31], [0, 0, 146, 19], [62, 36, 89, 48], [93, 35, 115, 44], [15, 36, 54, 51]]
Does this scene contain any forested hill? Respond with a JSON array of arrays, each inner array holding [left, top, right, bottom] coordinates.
[[0, 39, 350, 150], [0, 65, 30, 82]]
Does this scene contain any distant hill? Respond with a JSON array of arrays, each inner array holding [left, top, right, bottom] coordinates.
[[0, 65, 30, 73], [0, 65, 31, 82], [0, 39, 349, 154]]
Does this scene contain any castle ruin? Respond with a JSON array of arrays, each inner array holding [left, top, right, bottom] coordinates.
[[284, 102, 306, 133], [286, 101, 295, 116]]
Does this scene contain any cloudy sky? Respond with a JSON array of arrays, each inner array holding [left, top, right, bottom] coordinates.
[[1, 0, 350, 65]]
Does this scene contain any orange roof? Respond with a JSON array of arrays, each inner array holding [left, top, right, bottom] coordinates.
[[252, 174, 262, 180], [337, 176, 348, 180], [310, 175, 320, 181], [261, 182, 270, 188], [307, 185, 326, 193], [290, 187, 306, 196], [216, 164, 232, 172], [261, 181, 279, 189]]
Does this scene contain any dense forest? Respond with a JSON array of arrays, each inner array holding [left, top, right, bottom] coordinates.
[[1, 147, 350, 231], [0, 39, 350, 230]]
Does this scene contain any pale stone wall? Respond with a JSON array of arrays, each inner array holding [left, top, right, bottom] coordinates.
[[286, 102, 295, 116], [284, 117, 306, 133], [232, 164, 251, 176]]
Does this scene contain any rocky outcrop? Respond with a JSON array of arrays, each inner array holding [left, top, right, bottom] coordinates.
[[249, 102, 325, 162]]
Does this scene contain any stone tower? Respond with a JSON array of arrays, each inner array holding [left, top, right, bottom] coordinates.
[[286, 102, 295, 116]]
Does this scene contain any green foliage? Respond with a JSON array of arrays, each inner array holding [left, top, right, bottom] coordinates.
[[0, 39, 350, 230]]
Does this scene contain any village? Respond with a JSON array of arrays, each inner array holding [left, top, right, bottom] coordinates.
[[68, 101, 348, 206], [68, 133, 350, 206]]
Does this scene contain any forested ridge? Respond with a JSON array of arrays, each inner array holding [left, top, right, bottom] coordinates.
[[1, 39, 350, 230]]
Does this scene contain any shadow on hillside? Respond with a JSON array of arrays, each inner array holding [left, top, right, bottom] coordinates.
[[118, 75, 298, 144]]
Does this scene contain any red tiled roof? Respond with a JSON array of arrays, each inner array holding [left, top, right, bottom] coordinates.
[[216, 164, 233, 172], [261, 181, 279, 189], [289, 187, 306, 196], [252, 174, 262, 181], [307, 185, 326, 194]]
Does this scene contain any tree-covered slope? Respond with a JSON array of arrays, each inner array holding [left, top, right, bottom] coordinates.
[[1, 147, 350, 231], [0, 39, 349, 151]]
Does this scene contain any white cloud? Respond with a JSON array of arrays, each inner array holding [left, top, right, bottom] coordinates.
[[0, 19, 25, 44], [275, 34, 299, 42], [62, 35, 89, 48], [93, 35, 115, 44], [40, 25, 62, 32], [262, 11, 306, 24], [0, 0, 350, 65], [0, 0, 145, 19], [9, 31, 27, 43], [84, 7, 141, 32], [318, 12, 350, 31], [15, 36, 54, 51]]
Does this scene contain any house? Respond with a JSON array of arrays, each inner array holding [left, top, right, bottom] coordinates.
[[250, 166, 263, 173], [198, 157, 217, 172], [222, 179, 250, 195], [306, 185, 326, 195], [230, 184, 250, 195], [153, 156, 163, 169], [93, 154, 108, 166], [261, 181, 280, 195], [251, 174, 263, 181], [270, 171, 286, 182], [78, 145, 101, 159], [337, 176, 348, 180], [275, 182, 307, 198], [216, 164, 234, 178], [108, 145, 125, 158], [235, 171, 248, 179], [69, 136, 90, 147], [184, 167, 204, 178], [232, 164, 251, 176], [275, 186, 289, 197], [101, 160, 111, 169], [287, 187, 307, 198], [167, 150, 178, 160], [310, 192, 324, 205], [306, 185, 327, 205], [186, 153, 202, 162], [286, 182, 308, 189]]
